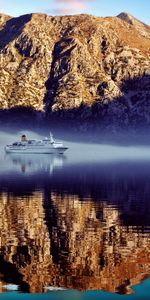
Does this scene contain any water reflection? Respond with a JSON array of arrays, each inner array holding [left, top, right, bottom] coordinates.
[[0, 152, 150, 295], [4, 153, 65, 174]]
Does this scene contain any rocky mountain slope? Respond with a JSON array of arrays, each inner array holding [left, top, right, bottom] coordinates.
[[0, 12, 149, 127]]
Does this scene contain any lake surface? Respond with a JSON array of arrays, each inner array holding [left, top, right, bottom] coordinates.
[[0, 131, 150, 299]]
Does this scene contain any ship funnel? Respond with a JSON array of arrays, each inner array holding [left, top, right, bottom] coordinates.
[[21, 134, 27, 141]]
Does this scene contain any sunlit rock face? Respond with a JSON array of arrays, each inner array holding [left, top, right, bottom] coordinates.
[[0, 12, 149, 125], [0, 191, 150, 294]]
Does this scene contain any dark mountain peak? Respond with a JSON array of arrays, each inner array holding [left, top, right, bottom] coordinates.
[[117, 11, 150, 27], [117, 12, 135, 25], [117, 11, 150, 39]]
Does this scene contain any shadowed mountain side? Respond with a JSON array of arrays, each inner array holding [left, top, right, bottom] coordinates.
[[44, 75, 150, 130], [0, 14, 32, 51], [0, 75, 150, 135], [0, 106, 42, 127]]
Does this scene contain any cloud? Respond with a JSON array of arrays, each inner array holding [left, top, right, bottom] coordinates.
[[49, 0, 94, 15]]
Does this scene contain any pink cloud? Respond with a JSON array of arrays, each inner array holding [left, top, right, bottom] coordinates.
[[52, 0, 94, 14], [51, 8, 73, 15]]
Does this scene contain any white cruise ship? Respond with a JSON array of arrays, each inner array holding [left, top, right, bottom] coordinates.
[[5, 133, 68, 154]]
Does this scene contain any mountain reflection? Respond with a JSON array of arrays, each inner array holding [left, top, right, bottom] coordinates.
[[0, 153, 150, 294], [0, 191, 150, 294]]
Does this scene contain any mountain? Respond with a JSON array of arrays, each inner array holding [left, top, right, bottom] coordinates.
[[117, 12, 150, 39], [0, 12, 149, 128]]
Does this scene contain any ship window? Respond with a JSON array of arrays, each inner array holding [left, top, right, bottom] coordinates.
[[13, 142, 18, 146]]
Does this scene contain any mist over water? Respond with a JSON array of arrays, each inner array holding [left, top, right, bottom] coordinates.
[[0, 129, 150, 299], [1, 130, 150, 164]]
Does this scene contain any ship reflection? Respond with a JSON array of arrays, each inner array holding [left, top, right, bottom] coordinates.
[[4, 153, 66, 174]]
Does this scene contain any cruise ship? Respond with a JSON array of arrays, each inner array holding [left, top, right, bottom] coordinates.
[[5, 133, 68, 154]]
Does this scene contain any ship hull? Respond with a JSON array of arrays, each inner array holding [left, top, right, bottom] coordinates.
[[5, 146, 68, 155]]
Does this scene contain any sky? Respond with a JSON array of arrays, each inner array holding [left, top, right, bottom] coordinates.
[[0, 0, 149, 25]]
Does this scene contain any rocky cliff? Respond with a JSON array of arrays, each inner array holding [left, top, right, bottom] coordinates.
[[0, 12, 149, 127]]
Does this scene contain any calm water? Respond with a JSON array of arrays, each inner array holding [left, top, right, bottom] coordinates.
[[0, 131, 150, 299]]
